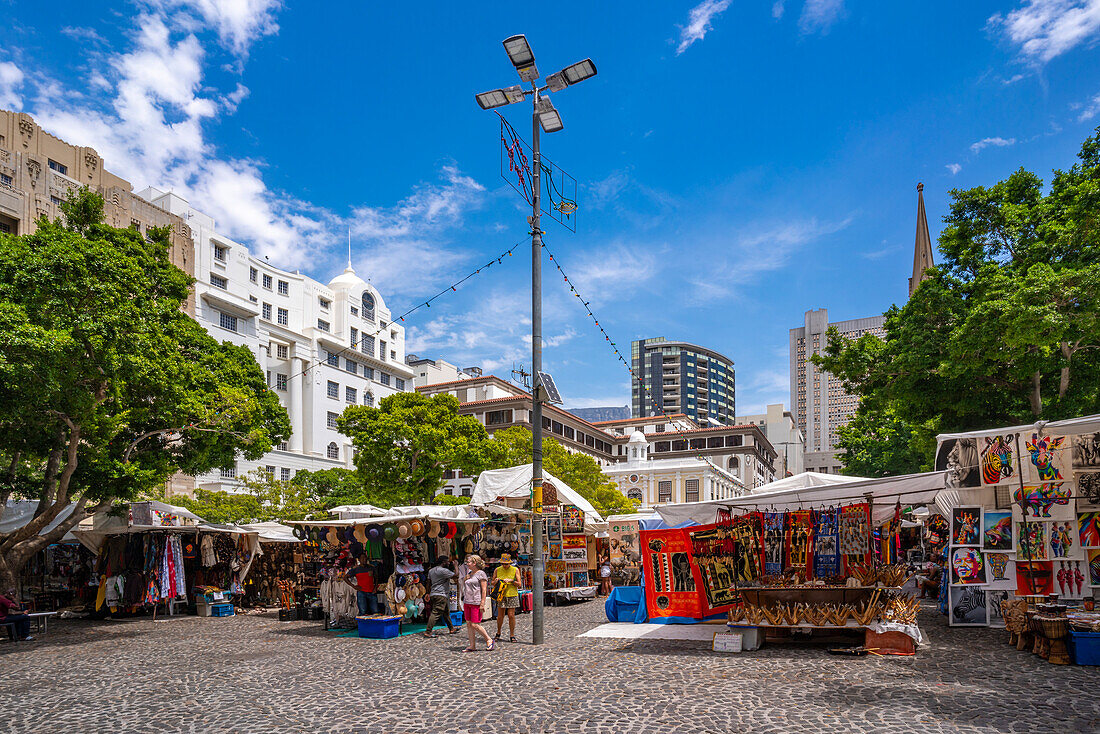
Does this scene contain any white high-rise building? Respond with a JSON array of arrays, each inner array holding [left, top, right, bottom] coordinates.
[[138, 188, 414, 494]]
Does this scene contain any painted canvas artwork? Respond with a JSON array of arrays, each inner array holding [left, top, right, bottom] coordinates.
[[1079, 512, 1100, 548], [1021, 433, 1072, 484], [1055, 561, 1087, 598], [979, 433, 1017, 486], [1048, 520, 1081, 560], [1072, 432, 1100, 470], [951, 507, 981, 546], [949, 586, 988, 627], [1013, 484, 1073, 520], [1090, 550, 1100, 587], [985, 553, 1016, 590], [1016, 561, 1054, 596], [982, 511, 1012, 551], [937, 438, 979, 488], [951, 548, 986, 585], [1016, 521, 1048, 561]]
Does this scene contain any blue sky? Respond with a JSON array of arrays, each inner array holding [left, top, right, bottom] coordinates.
[[3, 1, 1100, 415]]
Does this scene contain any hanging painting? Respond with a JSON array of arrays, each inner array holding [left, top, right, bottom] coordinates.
[[608, 519, 641, 586], [936, 438, 979, 488], [813, 509, 841, 579], [570, 571, 590, 588], [839, 503, 871, 570], [1016, 561, 1054, 596], [1013, 484, 1074, 520], [1090, 550, 1100, 587], [987, 589, 1011, 629], [729, 512, 765, 583], [562, 534, 588, 563], [561, 504, 585, 534], [685, 523, 741, 615], [785, 510, 814, 577], [1021, 433, 1072, 484], [1016, 521, 1048, 561], [1072, 431, 1100, 470], [1048, 519, 1082, 560], [1079, 473, 1100, 507], [948, 585, 988, 626], [951, 507, 982, 547], [763, 512, 785, 575], [979, 433, 1018, 486], [548, 540, 563, 561], [984, 553, 1016, 590], [640, 528, 703, 620], [950, 547, 987, 585], [1055, 560, 1087, 598], [1079, 512, 1100, 548], [545, 515, 562, 543], [982, 511, 1013, 552]]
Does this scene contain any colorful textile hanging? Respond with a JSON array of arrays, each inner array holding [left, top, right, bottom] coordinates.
[[640, 528, 702, 620], [729, 512, 765, 583], [159, 536, 175, 600], [686, 523, 741, 615], [813, 509, 841, 579], [763, 512, 785, 575], [785, 510, 814, 576], [170, 535, 187, 598], [839, 502, 872, 571]]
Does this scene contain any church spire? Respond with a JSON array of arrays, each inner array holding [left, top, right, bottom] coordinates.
[[909, 182, 934, 298]]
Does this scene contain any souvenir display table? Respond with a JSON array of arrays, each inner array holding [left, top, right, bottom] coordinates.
[[544, 585, 598, 606]]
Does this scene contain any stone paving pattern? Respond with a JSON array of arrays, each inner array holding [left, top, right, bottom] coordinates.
[[2, 600, 1097, 733]]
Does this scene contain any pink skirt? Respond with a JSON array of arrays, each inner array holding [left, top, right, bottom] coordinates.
[[463, 603, 482, 624]]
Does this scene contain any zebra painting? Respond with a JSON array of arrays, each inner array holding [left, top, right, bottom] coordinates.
[[949, 585, 988, 626]]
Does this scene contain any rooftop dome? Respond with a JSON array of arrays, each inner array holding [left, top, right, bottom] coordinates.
[[628, 430, 647, 444], [328, 265, 365, 290]]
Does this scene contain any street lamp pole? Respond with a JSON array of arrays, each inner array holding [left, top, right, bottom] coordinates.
[[476, 35, 596, 646]]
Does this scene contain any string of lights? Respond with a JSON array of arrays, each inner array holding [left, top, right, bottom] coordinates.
[[538, 238, 733, 480], [284, 238, 525, 383]]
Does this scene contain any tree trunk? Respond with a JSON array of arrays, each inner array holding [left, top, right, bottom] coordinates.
[[1059, 341, 1072, 398], [0, 496, 106, 594], [1028, 371, 1043, 416]]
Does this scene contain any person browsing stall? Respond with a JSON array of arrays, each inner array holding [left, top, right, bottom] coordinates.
[[461, 555, 493, 652], [423, 556, 459, 638], [343, 553, 379, 615], [492, 553, 522, 643]]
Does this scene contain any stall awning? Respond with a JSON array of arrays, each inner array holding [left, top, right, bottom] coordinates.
[[749, 471, 868, 494], [238, 521, 302, 543], [1, 500, 82, 542], [471, 464, 604, 533], [655, 471, 948, 527], [936, 413, 1100, 442]]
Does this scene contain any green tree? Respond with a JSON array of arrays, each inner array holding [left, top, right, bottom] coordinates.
[[338, 392, 491, 506], [0, 189, 290, 589], [815, 128, 1100, 472], [173, 469, 328, 524], [833, 406, 934, 478], [485, 426, 638, 517], [289, 467, 364, 508]]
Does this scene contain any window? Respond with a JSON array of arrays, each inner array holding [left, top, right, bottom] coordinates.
[[658, 481, 672, 503], [209, 274, 227, 289], [563, 427, 575, 440], [220, 465, 237, 479], [277, 280, 289, 296], [350, 327, 358, 347], [346, 386, 357, 403], [395, 378, 405, 391], [276, 373, 287, 391], [379, 341, 387, 360], [248, 295, 257, 303], [262, 273, 272, 289], [262, 303, 272, 320], [277, 441, 288, 451], [486, 410, 512, 425], [0, 173, 12, 187], [362, 292, 375, 321], [264, 465, 275, 476], [327, 381, 339, 399], [319, 297, 331, 309], [345, 359, 357, 374], [390, 351, 397, 360], [218, 311, 238, 332], [277, 307, 289, 326], [728, 457, 740, 471], [551, 421, 563, 435], [390, 329, 397, 340], [213, 244, 228, 262], [725, 435, 743, 447], [380, 372, 390, 386], [362, 367, 374, 380], [327, 442, 339, 459], [317, 319, 330, 332], [250, 266, 258, 283], [655, 424, 665, 433], [361, 335, 375, 356], [350, 306, 359, 317], [364, 391, 374, 406], [280, 468, 291, 481], [326, 351, 339, 367], [48, 159, 68, 175], [276, 344, 289, 360], [51, 194, 64, 207], [327, 411, 339, 429], [685, 479, 700, 503]]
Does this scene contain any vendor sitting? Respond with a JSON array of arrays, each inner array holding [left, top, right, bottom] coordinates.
[[916, 554, 944, 600], [343, 554, 379, 616], [0, 589, 33, 641]]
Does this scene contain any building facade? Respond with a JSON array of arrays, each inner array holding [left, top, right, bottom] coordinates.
[[139, 188, 414, 495], [735, 403, 805, 478], [405, 354, 482, 389], [0, 111, 195, 312], [789, 309, 885, 474], [604, 431, 742, 509], [631, 337, 736, 425]]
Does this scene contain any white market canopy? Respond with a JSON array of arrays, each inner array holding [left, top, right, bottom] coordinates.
[[936, 413, 1100, 442], [749, 471, 867, 494], [238, 521, 302, 543], [292, 504, 482, 528], [471, 464, 604, 533], [655, 471, 948, 527], [1, 500, 82, 542]]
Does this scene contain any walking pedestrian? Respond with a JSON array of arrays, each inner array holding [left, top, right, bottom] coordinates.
[[424, 556, 459, 638], [599, 556, 613, 596], [461, 555, 493, 652], [492, 554, 521, 643]]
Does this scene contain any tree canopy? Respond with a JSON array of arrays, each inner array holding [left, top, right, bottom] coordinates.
[[815, 128, 1100, 474], [486, 426, 638, 517], [338, 392, 491, 506], [0, 188, 289, 588], [172, 469, 329, 524]]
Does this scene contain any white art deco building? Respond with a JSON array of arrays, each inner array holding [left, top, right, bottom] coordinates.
[[138, 188, 414, 494]]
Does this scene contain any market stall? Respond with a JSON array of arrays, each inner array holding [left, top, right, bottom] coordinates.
[[235, 522, 303, 610], [2, 499, 93, 611]]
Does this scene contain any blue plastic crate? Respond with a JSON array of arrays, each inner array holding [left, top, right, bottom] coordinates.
[[210, 603, 234, 617], [357, 615, 401, 639], [1068, 629, 1100, 666], [449, 610, 464, 627]]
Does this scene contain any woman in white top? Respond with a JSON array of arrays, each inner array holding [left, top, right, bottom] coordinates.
[[461, 555, 493, 652]]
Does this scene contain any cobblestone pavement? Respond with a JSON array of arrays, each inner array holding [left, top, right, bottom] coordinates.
[[2, 600, 1096, 733]]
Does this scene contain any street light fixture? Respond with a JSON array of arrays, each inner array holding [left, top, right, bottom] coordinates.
[[475, 34, 596, 648]]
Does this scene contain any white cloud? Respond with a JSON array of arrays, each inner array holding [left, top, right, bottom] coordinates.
[[970, 136, 1017, 153], [946, 162, 962, 175], [565, 395, 631, 410], [0, 61, 23, 110], [221, 83, 250, 113], [773, 1, 787, 19], [1078, 92, 1100, 121], [737, 369, 791, 415], [151, 0, 283, 59], [1003, 73, 1027, 84], [676, 0, 732, 55], [990, 0, 1100, 64], [799, 0, 846, 34]]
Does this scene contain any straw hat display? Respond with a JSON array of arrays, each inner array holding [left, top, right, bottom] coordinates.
[[397, 521, 411, 539], [427, 520, 440, 538], [353, 524, 368, 543], [410, 519, 424, 536]]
